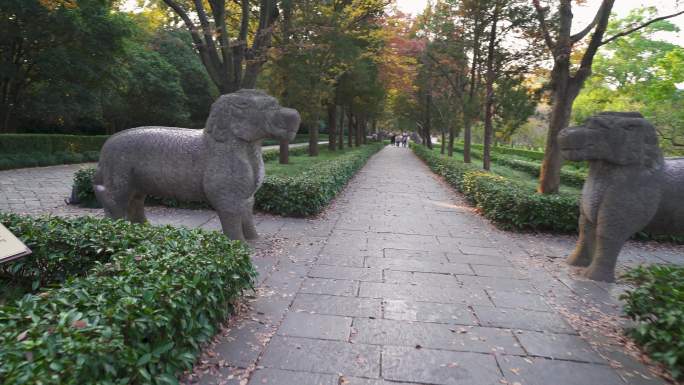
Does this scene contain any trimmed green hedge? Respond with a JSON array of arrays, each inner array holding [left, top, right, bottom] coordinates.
[[72, 143, 383, 217], [256, 143, 384, 216], [621, 265, 684, 380], [413, 144, 580, 232], [0, 213, 255, 384], [0, 134, 106, 170], [451, 144, 587, 188], [0, 134, 108, 155]]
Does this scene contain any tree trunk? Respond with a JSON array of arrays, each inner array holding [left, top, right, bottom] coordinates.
[[327, 103, 337, 151], [362, 118, 368, 145], [279, 140, 289, 164], [308, 122, 319, 156], [347, 111, 353, 148], [425, 92, 433, 149], [440, 131, 445, 154], [483, 1, 500, 171], [463, 6, 482, 163], [448, 124, 455, 157], [338, 106, 345, 150], [538, 79, 579, 193], [354, 115, 361, 147]]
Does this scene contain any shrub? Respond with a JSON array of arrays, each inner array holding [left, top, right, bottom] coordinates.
[[0, 134, 108, 156], [413, 144, 580, 232], [71, 144, 382, 217], [621, 265, 684, 380], [450, 144, 587, 188], [0, 214, 255, 384], [256, 143, 383, 216]]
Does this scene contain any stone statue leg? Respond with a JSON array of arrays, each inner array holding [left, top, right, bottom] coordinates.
[[567, 212, 595, 267], [127, 193, 147, 223], [242, 197, 259, 240], [217, 209, 245, 241], [583, 233, 628, 282], [106, 187, 132, 220]]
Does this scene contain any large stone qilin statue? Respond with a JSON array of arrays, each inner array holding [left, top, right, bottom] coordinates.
[[558, 112, 684, 282], [94, 89, 301, 241]]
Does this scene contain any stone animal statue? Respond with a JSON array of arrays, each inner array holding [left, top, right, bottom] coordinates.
[[558, 112, 684, 282], [94, 89, 301, 241]]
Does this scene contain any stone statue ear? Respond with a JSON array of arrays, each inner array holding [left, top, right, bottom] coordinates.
[[205, 97, 234, 142]]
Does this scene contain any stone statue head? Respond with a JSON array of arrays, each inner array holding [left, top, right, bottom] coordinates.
[[558, 112, 663, 168], [205, 89, 301, 143]]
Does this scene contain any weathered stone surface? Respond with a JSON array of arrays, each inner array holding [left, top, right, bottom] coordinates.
[[383, 299, 478, 325], [516, 331, 604, 363], [383, 270, 462, 287], [456, 275, 536, 292], [211, 320, 274, 367], [308, 265, 382, 282], [382, 346, 503, 385], [473, 306, 575, 334], [559, 112, 684, 281], [365, 257, 473, 275], [299, 278, 357, 296], [292, 293, 382, 318], [445, 252, 511, 266], [279, 312, 351, 341], [359, 282, 492, 305], [95, 89, 300, 240], [352, 318, 524, 355], [498, 356, 623, 385], [248, 368, 338, 385], [260, 336, 380, 378], [486, 291, 551, 312], [470, 265, 528, 279]]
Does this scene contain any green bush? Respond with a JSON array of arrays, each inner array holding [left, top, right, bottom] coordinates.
[[621, 265, 684, 380], [0, 214, 255, 384], [71, 144, 382, 217], [450, 144, 587, 188], [0, 134, 108, 156], [413, 144, 580, 232], [256, 143, 383, 216]]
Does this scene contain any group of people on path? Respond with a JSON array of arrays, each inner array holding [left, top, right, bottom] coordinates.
[[391, 133, 409, 148]]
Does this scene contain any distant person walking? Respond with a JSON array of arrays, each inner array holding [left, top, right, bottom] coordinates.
[[402, 133, 408, 148], [390, 134, 396, 146]]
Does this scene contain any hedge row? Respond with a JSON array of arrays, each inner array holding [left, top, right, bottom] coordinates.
[[73, 143, 383, 217], [0, 151, 100, 171], [0, 213, 255, 385], [469, 142, 545, 161], [450, 144, 587, 188], [621, 265, 684, 380], [256, 143, 384, 216], [0, 134, 108, 156], [413, 144, 580, 232]]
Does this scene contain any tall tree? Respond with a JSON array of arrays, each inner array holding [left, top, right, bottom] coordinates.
[[160, 0, 279, 93], [532, 0, 684, 193]]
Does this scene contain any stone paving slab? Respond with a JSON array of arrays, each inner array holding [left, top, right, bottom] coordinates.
[[259, 336, 381, 378], [352, 318, 525, 355], [498, 356, 624, 385], [3, 146, 681, 385], [382, 346, 503, 385]]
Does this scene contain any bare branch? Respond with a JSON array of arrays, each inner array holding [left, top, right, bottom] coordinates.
[[571, 1, 608, 43], [532, 0, 555, 50], [601, 10, 684, 46], [575, 0, 614, 83]]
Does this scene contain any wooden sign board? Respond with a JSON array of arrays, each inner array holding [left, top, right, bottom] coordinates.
[[0, 223, 31, 264]]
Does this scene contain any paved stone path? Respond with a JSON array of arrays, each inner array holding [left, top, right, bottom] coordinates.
[[1, 146, 681, 385]]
